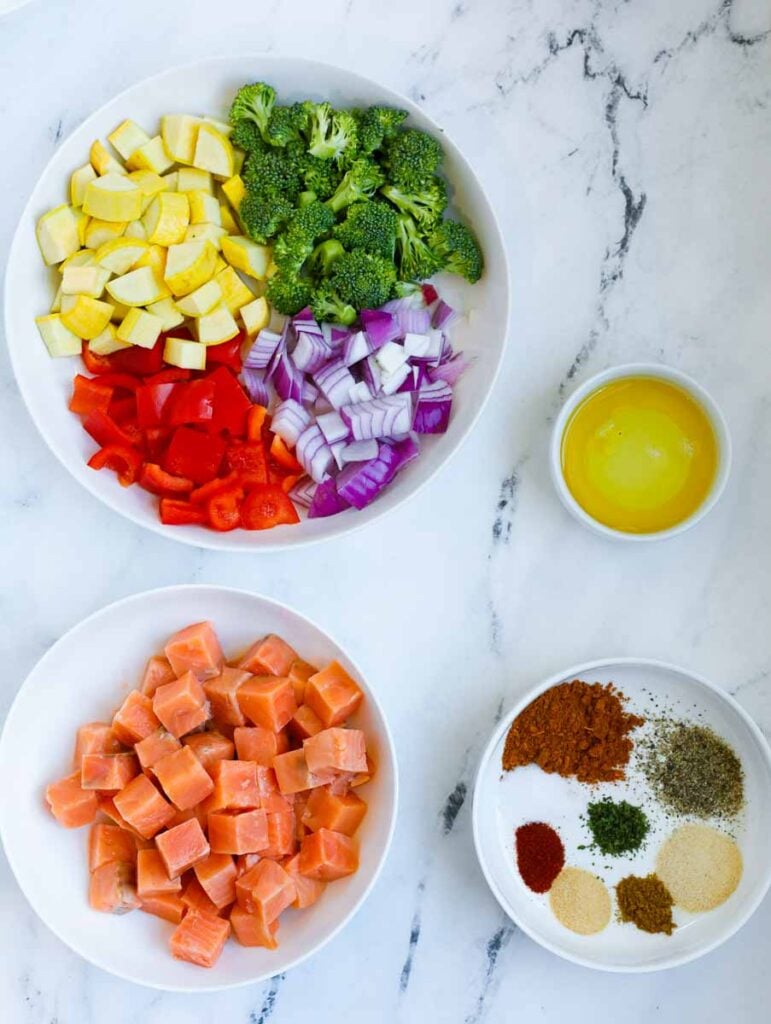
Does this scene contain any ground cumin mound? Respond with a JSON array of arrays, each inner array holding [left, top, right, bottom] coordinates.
[[502, 680, 643, 784]]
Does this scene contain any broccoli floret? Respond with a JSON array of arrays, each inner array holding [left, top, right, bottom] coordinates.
[[326, 158, 386, 214], [289, 199, 336, 241], [238, 189, 293, 243], [230, 119, 266, 155], [298, 190, 318, 208], [272, 201, 336, 274], [308, 239, 345, 277], [242, 147, 304, 199], [266, 272, 314, 316], [354, 105, 409, 154], [385, 128, 444, 188], [265, 102, 312, 147], [229, 82, 276, 137], [430, 219, 484, 283], [334, 201, 398, 260], [395, 214, 441, 281], [380, 176, 448, 228], [302, 156, 343, 199], [311, 285, 357, 327], [307, 102, 358, 162], [327, 249, 396, 309]]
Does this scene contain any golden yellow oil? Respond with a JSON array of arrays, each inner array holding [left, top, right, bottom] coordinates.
[[560, 375, 719, 534]]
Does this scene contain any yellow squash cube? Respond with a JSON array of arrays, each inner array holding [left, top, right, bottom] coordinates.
[[108, 120, 151, 161], [126, 135, 174, 175], [60, 295, 114, 340], [61, 265, 111, 298], [116, 307, 164, 349], [163, 336, 207, 370], [203, 116, 233, 137], [188, 191, 221, 226], [95, 237, 149, 274], [240, 296, 270, 336], [106, 266, 169, 306], [161, 171, 178, 193], [161, 115, 200, 164], [177, 167, 213, 194], [36, 205, 81, 265], [221, 174, 245, 210], [83, 174, 143, 223], [134, 244, 167, 279], [89, 323, 132, 355], [84, 218, 127, 250], [215, 265, 255, 314], [35, 314, 82, 357], [70, 164, 97, 207], [184, 223, 227, 250], [164, 240, 218, 296], [146, 297, 185, 332], [89, 140, 126, 176], [74, 208, 89, 246], [60, 249, 96, 273], [50, 284, 62, 313], [219, 203, 240, 235], [195, 304, 239, 345], [174, 279, 222, 318], [192, 123, 234, 178], [221, 235, 271, 280], [143, 192, 189, 246]]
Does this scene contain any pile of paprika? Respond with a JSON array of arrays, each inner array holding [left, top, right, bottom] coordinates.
[[515, 822, 565, 893]]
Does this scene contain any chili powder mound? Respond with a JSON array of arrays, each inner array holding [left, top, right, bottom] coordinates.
[[515, 822, 565, 893], [502, 680, 643, 784]]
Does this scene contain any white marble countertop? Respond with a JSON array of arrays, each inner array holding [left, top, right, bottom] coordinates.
[[2, 0, 770, 1021]]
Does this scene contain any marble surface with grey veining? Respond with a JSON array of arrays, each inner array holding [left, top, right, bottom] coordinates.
[[1, 0, 770, 1021]]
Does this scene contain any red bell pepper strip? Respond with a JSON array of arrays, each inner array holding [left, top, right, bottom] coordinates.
[[110, 335, 165, 375], [139, 463, 194, 497], [206, 334, 244, 373], [269, 434, 303, 474], [163, 427, 225, 485], [205, 482, 244, 532], [81, 343, 114, 376], [93, 372, 141, 392], [108, 395, 137, 424], [246, 405, 269, 443], [146, 368, 193, 386], [159, 499, 207, 526], [206, 366, 252, 436], [240, 485, 300, 530], [83, 409, 142, 449], [87, 444, 143, 486], [280, 473, 303, 494], [69, 374, 114, 416], [224, 441, 268, 486], [421, 283, 439, 305], [168, 379, 216, 428], [189, 472, 240, 504], [136, 382, 179, 428], [144, 427, 171, 461]]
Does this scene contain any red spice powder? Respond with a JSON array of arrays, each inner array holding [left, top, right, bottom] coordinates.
[[515, 822, 565, 893]]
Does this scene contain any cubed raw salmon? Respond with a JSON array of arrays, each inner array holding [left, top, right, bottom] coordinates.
[[183, 731, 235, 773], [238, 676, 296, 732], [234, 725, 288, 765], [304, 662, 363, 728], [351, 754, 375, 788], [152, 671, 210, 738], [203, 667, 251, 727], [165, 621, 224, 681], [236, 853, 261, 876], [238, 634, 297, 677], [272, 749, 336, 795], [230, 904, 279, 949], [140, 891, 185, 924], [135, 728, 182, 771], [156, 817, 210, 878], [289, 705, 324, 740], [113, 774, 175, 839], [208, 809, 269, 855], [112, 690, 160, 746], [288, 659, 318, 703], [299, 829, 358, 881], [81, 752, 140, 791], [181, 874, 221, 917], [235, 858, 296, 921], [137, 847, 182, 897], [153, 746, 214, 810], [209, 760, 260, 810], [97, 795, 148, 841], [170, 910, 230, 968], [304, 728, 367, 774], [261, 808, 296, 859], [194, 853, 237, 908], [140, 655, 176, 697], [88, 823, 137, 871], [283, 853, 327, 909], [45, 772, 99, 828], [89, 860, 141, 914], [302, 785, 367, 836], [73, 722, 122, 769]]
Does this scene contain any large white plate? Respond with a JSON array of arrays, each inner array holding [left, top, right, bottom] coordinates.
[[5, 56, 510, 551], [0, 585, 398, 991], [473, 658, 771, 972]]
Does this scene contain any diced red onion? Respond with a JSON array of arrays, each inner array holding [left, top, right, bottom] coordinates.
[[264, 319, 293, 383], [361, 309, 400, 349], [335, 442, 402, 509], [360, 355, 382, 395], [340, 439, 379, 465], [348, 381, 372, 404], [272, 399, 311, 446], [240, 367, 270, 406], [322, 323, 351, 352], [340, 393, 413, 441], [393, 306, 431, 337], [317, 410, 350, 445], [296, 424, 336, 483], [382, 292, 425, 314], [272, 350, 305, 402], [289, 476, 316, 508], [293, 330, 332, 373], [302, 380, 319, 405], [244, 329, 282, 370], [313, 359, 357, 410], [375, 341, 408, 375], [432, 299, 459, 330], [428, 352, 472, 387], [381, 363, 412, 395], [397, 365, 430, 393], [413, 380, 453, 434], [343, 330, 372, 366], [308, 478, 351, 519], [330, 440, 346, 470], [292, 308, 323, 337], [389, 434, 421, 471]]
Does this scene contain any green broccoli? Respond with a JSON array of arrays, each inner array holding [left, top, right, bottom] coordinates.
[[228, 82, 276, 137], [430, 219, 484, 283], [308, 239, 345, 277], [238, 189, 293, 243], [380, 176, 448, 228], [266, 272, 314, 316], [230, 119, 266, 155], [311, 285, 357, 327], [298, 190, 318, 208], [326, 158, 386, 214], [395, 214, 441, 281], [302, 156, 343, 199], [272, 201, 337, 273], [385, 128, 444, 188], [307, 102, 358, 162], [242, 147, 304, 200], [334, 201, 398, 260], [264, 102, 312, 147], [355, 105, 409, 154], [327, 249, 396, 309]]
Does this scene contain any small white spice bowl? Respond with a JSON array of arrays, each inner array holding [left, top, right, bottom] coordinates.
[[549, 363, 732, 541]]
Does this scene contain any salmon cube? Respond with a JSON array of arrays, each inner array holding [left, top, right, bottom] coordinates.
[[165, 621, 224, 681], [304, 728, 367, 774], [194, 853, 237, 908], [88, 823, 137, 871], [181, 874, 221, 917], [112, 690, 160, 746], [304, 662, 363, 728], [210, 760, 260, 810], [289, 705, 324, 740], [234, 725, 288, 765], [272, 749, 336, 795], [140, 891, 185, 924], [153, 746, 214, 810], [183, 731, 235, 773], [140, 655, 176, 697], [89, 860, 141, 914], [351, 754, 375, 788], [203, 667, 251, 727], [137, 847, 182, 897], [113, 774, 175, 839], [288, 659, 318, 703], [135, 728, 182, 771], [261, 808, 296, 859], [235, 858, 296, 921], [238, 634, 297, 676], [236, 852, 261, 876], [208, 809, 269, 855], [293, 794, 311, 842], [152, 671, 210, 738], [73, 722, 122, 769], [238, 676, 296, 732], [230, 904, 279, 949], [302, 786, 367, 836], [299, 829, 358, 881], [81, 752, 140, 791], [45, 772, 99, 828], [170, 910, 230, 968], [283, 852, 326, 909], [97, 795, 148, 842], [156, 817, 210, 878]]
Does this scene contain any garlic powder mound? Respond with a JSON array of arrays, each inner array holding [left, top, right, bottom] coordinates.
[[549, 867, 611, 935], [656, 824, 742, 913]]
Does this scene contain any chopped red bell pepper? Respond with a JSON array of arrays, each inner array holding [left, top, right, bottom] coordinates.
[[87, 444, 143, 486], [421, 283, 439, 304], [224, 441, 268, 486], [163, 427, 225, 485], [189, 472, 240, 504], [136, 382, 178, 428], [168, 379, 216, 428], [240, 485, 300, 530], [269, 434, 303, 474], [205, 482, 244, 532], [81, 343, 115, 376], [108, 395, 137, 424], [146, 368, 193, 386], [144, 427, 171, 461], [110, 336, 165, 375], [207, 333, 244, 373], [83, 409, 142, 449], [94, 372, 141, 392], [139, 463, 194, 496], [69, 374, 114, 416], [206, 366, 252, 436], [246, 405, 269, 443], [159, 499, 207, 526], [280, 473, 303, 494]]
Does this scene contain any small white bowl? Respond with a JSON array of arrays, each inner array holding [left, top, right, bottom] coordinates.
[[550, 364, 731, 541], [472, 657, 771, 973], [0, 585, 398, 992]]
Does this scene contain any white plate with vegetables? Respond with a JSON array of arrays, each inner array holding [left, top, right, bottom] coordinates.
[[5, 56, 510, 550]]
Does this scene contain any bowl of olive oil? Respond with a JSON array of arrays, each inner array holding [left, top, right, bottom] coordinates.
[[551, 364, 731, 540]]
